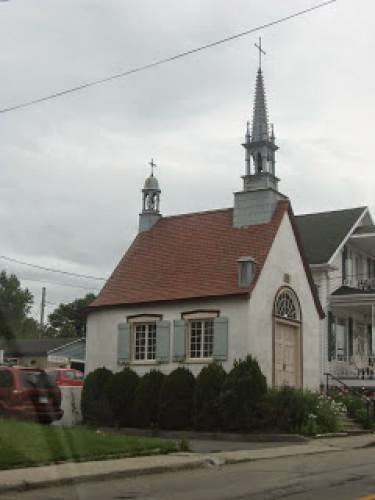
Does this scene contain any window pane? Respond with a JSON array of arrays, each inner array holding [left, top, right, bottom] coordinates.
[[135, 324, 146, 360], [147, 323, 156, 360], [203, 320, 213, 357], [190, 321, 202, 358]]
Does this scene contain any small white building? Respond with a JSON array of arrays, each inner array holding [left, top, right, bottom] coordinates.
[[85, 62, 324, 391]]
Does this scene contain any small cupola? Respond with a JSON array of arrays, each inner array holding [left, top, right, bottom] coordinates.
[[139, 159, 162, 233]]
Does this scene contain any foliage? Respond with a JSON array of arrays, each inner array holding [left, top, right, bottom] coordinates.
[[333, 391, 374, 430], [107, 367, 140, 427], [133, 370, 164, 428], [260, 387, 317, 433], [0, 418, 181, 470], [194, 362, 226, 430], [0, 271, 34, 339], [219, 355, 267, 431], [309, 394, 345, 434], [81, 367, 114, 426], [159, 367, 196, 430], [47, 293, 96, 338]]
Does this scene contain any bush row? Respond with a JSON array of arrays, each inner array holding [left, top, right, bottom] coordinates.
[[81, 356, 343, 434]]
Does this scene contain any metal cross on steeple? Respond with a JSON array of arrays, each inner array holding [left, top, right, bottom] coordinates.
[[149, 158, 157, 176], [254, 37, 266, 69]]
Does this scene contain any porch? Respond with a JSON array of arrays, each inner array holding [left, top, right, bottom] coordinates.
[[327, 290, 375, 388]]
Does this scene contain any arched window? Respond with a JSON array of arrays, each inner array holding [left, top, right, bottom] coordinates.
[[274, 289, 301, 321]]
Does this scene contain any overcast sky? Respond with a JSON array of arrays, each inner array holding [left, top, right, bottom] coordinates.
[[0, 0, 374, 319]]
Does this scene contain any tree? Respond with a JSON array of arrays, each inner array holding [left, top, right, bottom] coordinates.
[[48, 293, 96, 338], [0, 270, 34, 339]]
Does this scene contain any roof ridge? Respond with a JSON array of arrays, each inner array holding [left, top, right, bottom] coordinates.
[[160, 207, 233, 220], [296, 206, 367, 218]]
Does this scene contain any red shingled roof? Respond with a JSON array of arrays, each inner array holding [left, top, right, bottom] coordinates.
[[91, 200, 292, 308]]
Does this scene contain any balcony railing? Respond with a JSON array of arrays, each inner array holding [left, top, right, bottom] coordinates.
[[343, 277, 375, 291]]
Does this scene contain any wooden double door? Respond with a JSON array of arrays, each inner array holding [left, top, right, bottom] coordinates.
[[274, 320, 301, 388]]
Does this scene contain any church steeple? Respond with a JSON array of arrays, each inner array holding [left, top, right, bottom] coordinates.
[[233, 39, 287, 228], [242, 38, 279, 188]]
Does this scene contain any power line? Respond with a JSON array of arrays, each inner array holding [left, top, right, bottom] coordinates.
[[0, 0, 336, 114], [18, 275, 100, 292], [0, 255, 106, 281]]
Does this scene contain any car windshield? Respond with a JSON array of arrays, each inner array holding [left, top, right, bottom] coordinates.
[[18, 370, 56, 389]]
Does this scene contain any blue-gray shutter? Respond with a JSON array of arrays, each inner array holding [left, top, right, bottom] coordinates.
[[173, 320, 186, 362], [156, 320, 170, 363], [213, 317, 228, 361], [117, 322, 130, 365]]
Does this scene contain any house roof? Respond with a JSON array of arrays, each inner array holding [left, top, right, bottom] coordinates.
[[295, 207, 366, 265], [91, 201, 289, 308], [47, 338, 86, 362], [90, 200, 324, 317], [0, 338, 78, 357]]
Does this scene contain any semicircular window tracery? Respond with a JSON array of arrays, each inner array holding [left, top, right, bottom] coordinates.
[[275, 289, 300, 321]]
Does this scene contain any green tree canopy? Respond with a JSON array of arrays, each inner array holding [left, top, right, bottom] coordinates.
[[0, 270, 34, 339], [48, 293, 95, 338]]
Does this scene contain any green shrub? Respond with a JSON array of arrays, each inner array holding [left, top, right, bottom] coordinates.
[[219, 355, 267, 431], [194, 363, 226, 430], [261, 387, 317, 433], [159, 367, 196, 430], [133, 370, 165, 428], [312, 394, 344, 433], [81, 367, 114, 426], [107, 367, 140, 427]]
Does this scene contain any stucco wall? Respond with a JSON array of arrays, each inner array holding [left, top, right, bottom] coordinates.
[[249, 212, 321, 390], [86, 295, 249, 377]]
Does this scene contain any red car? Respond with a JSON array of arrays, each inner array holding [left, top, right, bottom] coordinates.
[[0, 366, 63, 424], [46, 368, 84, 387]]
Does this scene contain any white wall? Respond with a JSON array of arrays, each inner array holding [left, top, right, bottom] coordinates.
[[249, 212, 321, 390], [86, 295, 249, 377]]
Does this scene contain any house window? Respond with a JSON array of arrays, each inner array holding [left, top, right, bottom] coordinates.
[[134, 323, 157, 361], [189, 319, 214, 359]]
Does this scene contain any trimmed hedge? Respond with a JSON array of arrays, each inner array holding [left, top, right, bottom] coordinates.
[[81, 367, 114, 426], [159, 367, 196, 430], [220, 355, 267, 431], [107, 367, 140, 427], [194, 362, 226, 430], [133, 370, 165, 428]]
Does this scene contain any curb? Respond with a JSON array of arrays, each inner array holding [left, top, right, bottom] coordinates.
[[0, 455, 209, 495], [0, 445, 339, 495], [108, 428, 309, 443]]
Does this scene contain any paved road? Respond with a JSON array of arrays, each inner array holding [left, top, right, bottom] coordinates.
[[1, 444, 375, 499]]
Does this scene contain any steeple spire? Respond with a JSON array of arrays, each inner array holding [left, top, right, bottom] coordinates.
[[241, 38, 278, 185], [252, 67, 269, 143]]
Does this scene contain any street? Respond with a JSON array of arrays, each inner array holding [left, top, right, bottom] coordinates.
[[1, 444, 375, 500]]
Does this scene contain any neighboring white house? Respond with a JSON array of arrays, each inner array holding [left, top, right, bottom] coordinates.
[[296, 207, 375, 388], [85, 62, 324, 391]]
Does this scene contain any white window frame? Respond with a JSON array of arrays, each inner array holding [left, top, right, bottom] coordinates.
[[127, 315, 160, 364], [182, 311, 218, 362], [188, 318, 214, 360]]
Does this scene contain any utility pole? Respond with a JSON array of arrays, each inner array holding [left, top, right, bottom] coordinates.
[[39, 287, 46, 336]]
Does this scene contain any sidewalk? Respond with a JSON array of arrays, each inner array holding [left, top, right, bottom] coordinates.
[[0, 433, 373, 495]]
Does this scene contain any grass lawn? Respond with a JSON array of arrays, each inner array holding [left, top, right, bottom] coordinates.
[[0, 418, 182, 470]]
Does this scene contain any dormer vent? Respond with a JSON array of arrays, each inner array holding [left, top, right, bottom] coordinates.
[[238, 256, 256, 288]]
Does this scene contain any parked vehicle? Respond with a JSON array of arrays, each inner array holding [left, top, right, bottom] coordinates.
[[0, 366, 63, 424], [46, 368, 84, 387]]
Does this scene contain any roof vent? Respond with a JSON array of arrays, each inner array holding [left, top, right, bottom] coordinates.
[[238, 256, 256, 288]]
